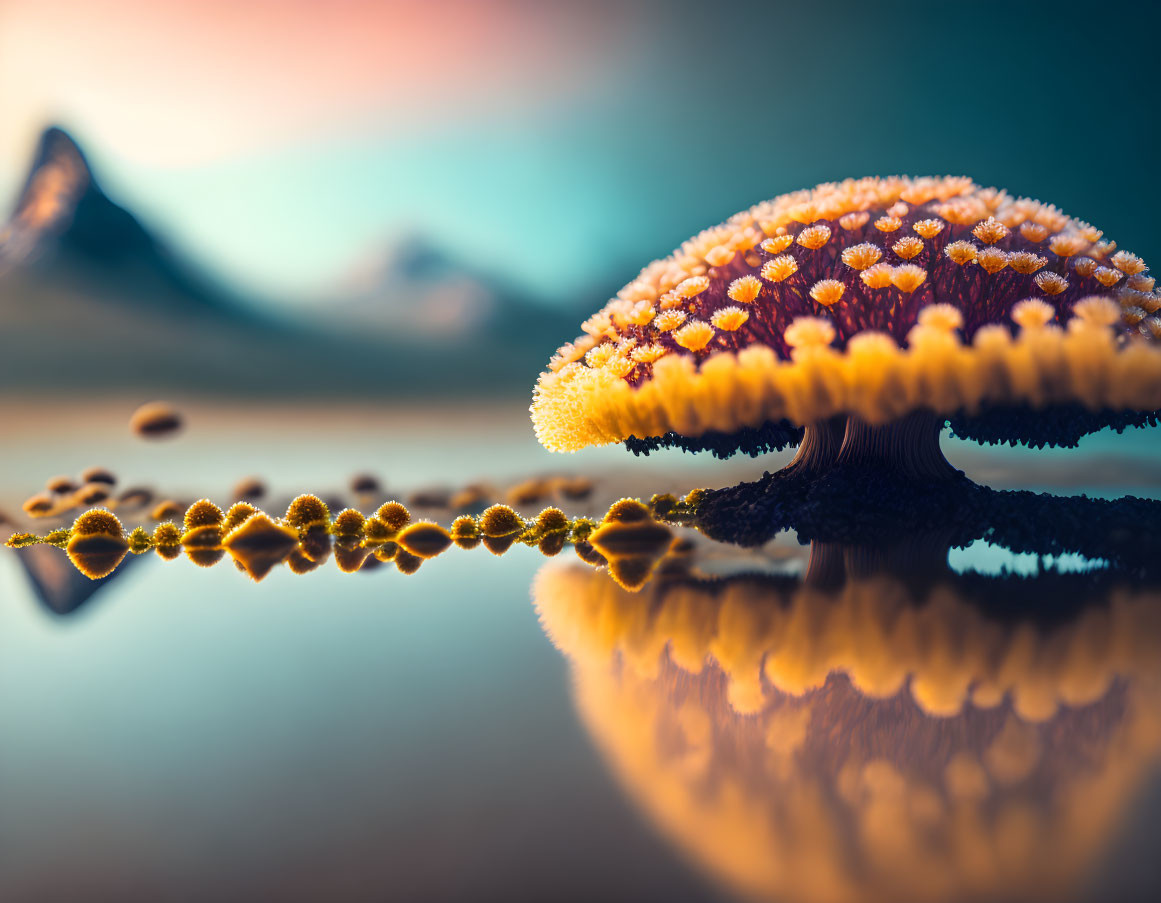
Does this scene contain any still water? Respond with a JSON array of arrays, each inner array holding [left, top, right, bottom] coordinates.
[[0, 549, 734, 901], [1, 402, 1160, 902]]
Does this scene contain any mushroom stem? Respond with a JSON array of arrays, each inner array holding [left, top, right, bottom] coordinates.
[[785, 415, 846, 475], [786, 410, 955, 482], [836, 410, 958, 483]]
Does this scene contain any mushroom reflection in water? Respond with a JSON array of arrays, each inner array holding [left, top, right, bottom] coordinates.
[[532, 540, 1161, 903], [531, 177, 1161, 486]]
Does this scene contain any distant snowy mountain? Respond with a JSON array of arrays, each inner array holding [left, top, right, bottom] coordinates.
[[0, 128, 90, 272], [321, 234, 580, 350], [0, 127, 591, 395], [0, 127, 243, 316], [335, 236, 500, 340], [0, 126, 322, 393]]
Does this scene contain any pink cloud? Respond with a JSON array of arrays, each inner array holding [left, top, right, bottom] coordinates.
[[0, 0, 645, 167]]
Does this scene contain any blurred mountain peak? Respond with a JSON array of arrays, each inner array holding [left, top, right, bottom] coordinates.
[[1, 125, 93, 262], [29, 125, 91, 176], [334, 232, 507, 340], [0, 124, 244, 316], [382, 233, 458, 282], [0, 125, 586, 394], [343, 232, 471, 291], [14, 543, 137, 617]]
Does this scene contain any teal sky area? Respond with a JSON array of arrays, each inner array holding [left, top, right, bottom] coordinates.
[[2, 0, 1158, 308]]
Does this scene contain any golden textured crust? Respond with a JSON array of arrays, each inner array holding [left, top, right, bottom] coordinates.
[[532, 313, 1161, 451], [532, 176, 1160, 452]]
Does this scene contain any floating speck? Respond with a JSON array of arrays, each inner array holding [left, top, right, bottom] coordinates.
[[129, 401, 183, 439]]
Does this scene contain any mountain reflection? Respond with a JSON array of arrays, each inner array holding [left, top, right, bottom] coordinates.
[[14, 541, 141, 615], [534, 533, 1161, 903]]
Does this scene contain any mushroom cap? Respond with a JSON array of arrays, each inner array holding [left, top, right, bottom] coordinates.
[[532, 176, 1161, 454]]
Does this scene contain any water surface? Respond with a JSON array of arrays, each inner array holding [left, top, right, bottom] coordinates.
[[2, 402, 1160, 902]]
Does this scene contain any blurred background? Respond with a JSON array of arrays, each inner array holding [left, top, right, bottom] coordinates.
[[4, 5, 1161, 901], [2, 0, 1158, 400]]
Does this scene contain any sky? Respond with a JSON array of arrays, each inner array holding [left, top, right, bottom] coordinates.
[[2, 0, 1159, 307]]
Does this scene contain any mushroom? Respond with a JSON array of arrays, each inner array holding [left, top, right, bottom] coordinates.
[[531, 177, 1160, 482]]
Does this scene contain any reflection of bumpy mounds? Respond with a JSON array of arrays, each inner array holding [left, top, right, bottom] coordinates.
[[10, 492, 684, 584], [533, 177, 1161, 460], [396, 522, 452, 559], [222, 512, 299, 581]]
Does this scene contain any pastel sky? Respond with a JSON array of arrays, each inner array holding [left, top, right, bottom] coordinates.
[[2, 0, 1158, 305], [0, 0, 664, 300]]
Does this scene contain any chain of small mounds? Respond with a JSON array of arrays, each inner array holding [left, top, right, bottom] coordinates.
[[5, 490, 705, 584], [18, 468, 598, 527]]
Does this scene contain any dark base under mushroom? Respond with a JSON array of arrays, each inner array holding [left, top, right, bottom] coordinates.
[[626, 404, 1161, 470], [690, 462, 1161, 582], [628, 409, 962, 482], [949, 404, 1161, 448]]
